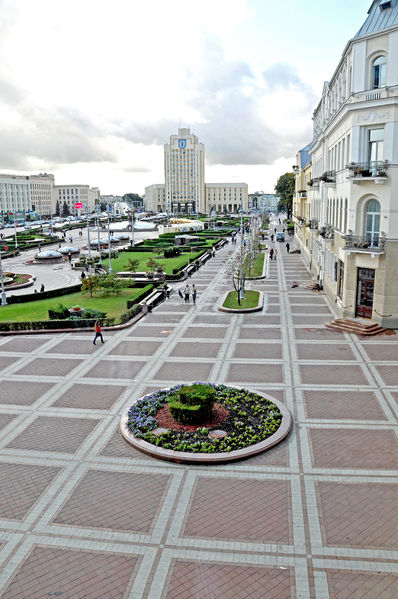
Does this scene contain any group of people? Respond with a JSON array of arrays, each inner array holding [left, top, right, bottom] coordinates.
[[179, 284, 197, 304], [269, 247, 278, 260]]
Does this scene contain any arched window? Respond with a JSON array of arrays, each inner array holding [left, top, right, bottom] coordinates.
[[365, 199, 381, 247], [372, 56, 386, 89]]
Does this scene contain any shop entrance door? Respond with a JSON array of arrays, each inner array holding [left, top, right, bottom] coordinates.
[[356, 268, 375, 318]]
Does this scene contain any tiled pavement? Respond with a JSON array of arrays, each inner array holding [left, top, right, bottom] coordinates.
[[0, 241, 397, 598]]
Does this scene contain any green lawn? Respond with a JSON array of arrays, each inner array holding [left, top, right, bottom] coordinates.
[[248, 252, 265, 277], [223, 290, 260, 310], [0, 286, 152, 322], [106, 250, 203, 274]]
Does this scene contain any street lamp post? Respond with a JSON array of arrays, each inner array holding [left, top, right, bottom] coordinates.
[[131, 208, 135, 248], [96, 206, 102, 265], [239, 208, 245, 301], [107, 211, 112, 274], [86, 205, 92, 275], [0, 246, 8, 306]]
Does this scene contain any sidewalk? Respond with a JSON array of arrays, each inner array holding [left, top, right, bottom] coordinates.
[[0, 241, 397, 598]]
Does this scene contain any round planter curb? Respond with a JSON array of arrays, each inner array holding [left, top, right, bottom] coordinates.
[[218, 290, 264, 313], [119, 388, 292, 464]]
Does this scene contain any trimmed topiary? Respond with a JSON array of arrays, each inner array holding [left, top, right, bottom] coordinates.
[[168, 383, 215, 424]]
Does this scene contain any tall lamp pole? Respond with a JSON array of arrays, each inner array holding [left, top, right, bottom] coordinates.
[[107, 209, 112, 274], [86, 204, 92, 275], [131, 208, 135, 248], [0, 246, 8, 305], [96, 205, 102, 265]]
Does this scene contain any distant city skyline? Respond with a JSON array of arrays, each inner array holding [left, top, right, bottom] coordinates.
[[0, 0, 371, 195]]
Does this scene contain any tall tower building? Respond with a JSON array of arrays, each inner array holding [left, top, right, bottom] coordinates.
[[164, 128, 205, 214]]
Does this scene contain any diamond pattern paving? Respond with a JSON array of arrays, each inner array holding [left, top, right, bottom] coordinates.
[[309, 428, 398, 469], [165, 561, 293, 599], [0, 239, 397, 598], [326, 570, 398, 598], [317, 481, 398, 548], [53, 469, 170, 532], [182, 477, 292, 543], [0, 462, 61, 520], [1, 546, 138, 599], [6, 416, 100, 453], [303, 390, 387, 420]]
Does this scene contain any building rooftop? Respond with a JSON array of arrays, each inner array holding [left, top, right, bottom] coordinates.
[[354, 0, 398, 39]]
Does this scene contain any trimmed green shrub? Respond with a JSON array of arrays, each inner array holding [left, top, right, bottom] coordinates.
[[169, 384, 215, 424]]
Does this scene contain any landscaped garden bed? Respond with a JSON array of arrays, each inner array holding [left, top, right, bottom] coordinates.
[[120, 383, 291, 464], [218, 290, 263, 313]]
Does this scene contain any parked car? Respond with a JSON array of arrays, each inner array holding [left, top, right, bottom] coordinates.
[[276, 232, 285, 241]]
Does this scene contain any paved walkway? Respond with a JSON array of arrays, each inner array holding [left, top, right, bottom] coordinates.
[[0, 238, 397, 598]]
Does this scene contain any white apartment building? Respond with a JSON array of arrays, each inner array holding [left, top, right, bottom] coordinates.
[[0, 174, 31, 220], [145, 128, 249, 214], [29, 173, 55, 218], [294, 0, 398, 327], [144, 184, 166, 213], [54, 184, 100, 215], [164, 128, 205, 214], [205, 183, 248, 214]]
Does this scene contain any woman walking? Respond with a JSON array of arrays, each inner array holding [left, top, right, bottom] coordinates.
[[191, 284, 197, 304], [93, 321, 104, 345]]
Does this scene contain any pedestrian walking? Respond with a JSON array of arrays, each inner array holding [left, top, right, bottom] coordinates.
[[68, 252, 72, 263], [40, 283, 45, 292], [274, 248, 278, 260], [271, 234, 274, 242], [274, 227, 277, 233], [178, 289, 184, 300], [269, 248, 274, 260], [184, 284, 190, 303], [81, 271, 86, 280], [286, 242, 290, 253], [191, 284, 197, 304], [69, 235, 73, 243], [93, 320, 104, 345]]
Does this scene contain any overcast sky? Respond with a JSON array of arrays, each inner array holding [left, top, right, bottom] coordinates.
[[0, 0, 371, 195]]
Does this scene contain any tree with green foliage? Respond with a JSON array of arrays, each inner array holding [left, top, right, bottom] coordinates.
[[275, 172, 295, 219], [55, 200, 60, 216], [62, 201, 70, 217], [127, 258, 140, 272], [98, 274, 123, 296], [81, 275, 101, 297]]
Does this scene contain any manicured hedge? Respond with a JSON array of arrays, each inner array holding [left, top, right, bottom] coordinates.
[[6, 284, 82, 304]]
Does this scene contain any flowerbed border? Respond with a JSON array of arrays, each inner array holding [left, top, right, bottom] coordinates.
[[119, 387, 292, 464], [218, 290, 264, 313]]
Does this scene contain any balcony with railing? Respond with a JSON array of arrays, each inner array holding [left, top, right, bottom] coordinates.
[[343, 233, 386, 254], [318, 224, 334, 240], [308, 177, 320, 189], [346, 161, 389, 183], [308, 218, 319, 230], [319, 171, 336, 185]]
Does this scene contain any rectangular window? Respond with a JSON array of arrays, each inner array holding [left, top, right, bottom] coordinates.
[[369, 128, 384, 162]]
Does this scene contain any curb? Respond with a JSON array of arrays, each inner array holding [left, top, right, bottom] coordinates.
[[119, 390, 292, 464]]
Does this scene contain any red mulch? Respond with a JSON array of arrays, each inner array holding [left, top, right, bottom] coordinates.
[[155, 402, 229, 432]]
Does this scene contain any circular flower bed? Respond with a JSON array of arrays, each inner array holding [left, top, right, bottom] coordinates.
[[121, 384, 291, 463]]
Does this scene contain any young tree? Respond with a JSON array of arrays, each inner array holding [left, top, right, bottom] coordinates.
[[55, 200, 60, 216], [98, 274, 123, 296], [127, 258, 140, 272], [226, 248, 252, 305], [81, 275, 100, 297], [275, 172, 295, 219]]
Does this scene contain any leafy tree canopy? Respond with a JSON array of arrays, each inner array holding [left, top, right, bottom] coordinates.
[[275, 172, 295, 218]]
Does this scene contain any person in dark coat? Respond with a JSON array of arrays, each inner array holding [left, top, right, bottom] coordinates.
[[269, 248, 274, 260], [286, 242, 290, 253]]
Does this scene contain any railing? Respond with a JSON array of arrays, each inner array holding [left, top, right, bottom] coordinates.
[[319, 171, 336, 183], [318, 224, 334, 239], [346, 161, 389, 178], [308, 178, 320, 188], [344, 234, 386, 252]]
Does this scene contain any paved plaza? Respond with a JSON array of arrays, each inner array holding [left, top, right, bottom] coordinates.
[[0, 241, 397, 598]]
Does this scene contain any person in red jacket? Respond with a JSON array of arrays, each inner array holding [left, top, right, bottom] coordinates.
[[93, 321, 104, 345]]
